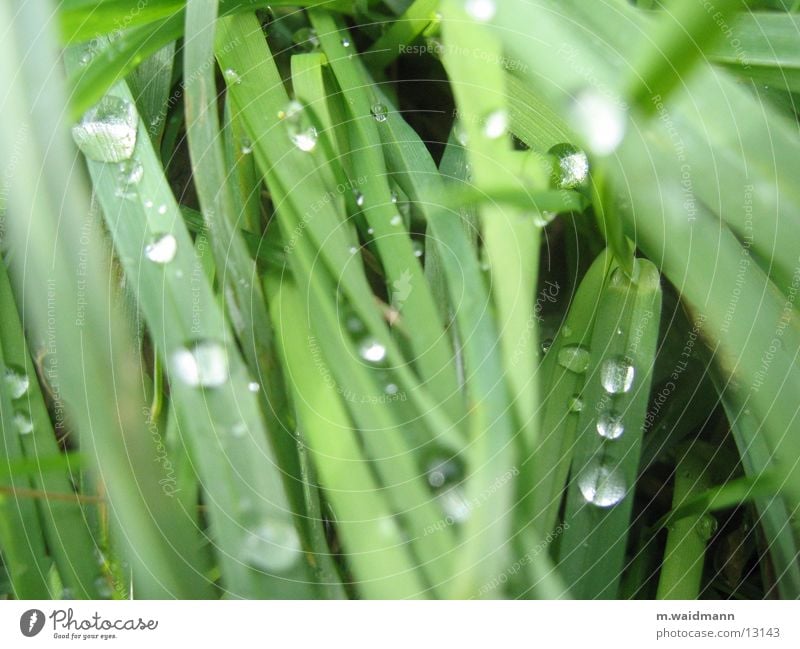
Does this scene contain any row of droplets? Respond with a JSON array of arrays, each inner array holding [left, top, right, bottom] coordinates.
[[4, 366, 33, 436]]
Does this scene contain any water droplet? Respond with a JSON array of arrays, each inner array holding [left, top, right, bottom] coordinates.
[[144, 199, 154, 209], [14, 411, 33, 435], [240, 521, 302, 572], [157, 204, 167, 215], [118, 159, 143, 186], [280, 100, 318, 152], [557, 344, 590, 373], [465, 0, 497, 22], [353, 190, 365, 207], [412, 240, 424, 258], [79, 50, 93, 67], [568, 395, 584, 413], [72, 96, 138, 163], [540, 338, 553, 354], [341, 36, 351, 47], [454, 120, 469, 146], [345, 315, 365, 334], [348, 245, 358, 255], [359, 339, 387, 364], [371, 103, 388, 123], [438, 486, 471, 523], [171, 340, 229, 388], [562, 325, 573, 338], [241, 138, 253, 155], [248, 381, 260, 393], [231, 422, 248, 438], [144, 233, 177, 264], [367, 227, 375, 236], [600, 355, 635, 394], [578, 460, 626, 507], [390, 190, 399, 204], [384, 383, 399, 395], [596, 411, 624, 440], [3, 366, 29, 400], [483, 108, 508, 139], [427, 457, 460, 489], [533, 211, 557, 227], [389, 214, 403, 227], [94, 577, 113, 599], [695, 515, 718, 540], [549, 143, 589, 189], [570, 89, 626, 156], [224, 68, 242, 85], [292, 27, 320, 51]]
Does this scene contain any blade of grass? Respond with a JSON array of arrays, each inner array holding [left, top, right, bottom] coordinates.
[[364, 0, 439, 70]]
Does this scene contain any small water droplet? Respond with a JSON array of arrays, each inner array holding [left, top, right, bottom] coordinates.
[[578, 460, 626, 507], [341, 36, 351, 47], [540, 338, 553, 354], [118, 159, 144, 186], [596, 411, 624, 440], [348, 245, 358, 255], [439, 486, 471, 523], [144, 233, 178, 264], [371, 102, 388, 123], [465, 0, 497, 22], [280, 100, 318, 152], [384, 383, 399, 395], [533, 211, 557, 227], [241, 138, 253, 155], [79, 50, 93, 67], [144, 199, 154, 209], [353, 190, 365, 207], [427, 457, 460, 489], [600, 355, 635, 394], [695, 515, 718, 540], [568, 395, 584, 413], [248, 381, 260, 393], [557, 344, 590, 373], [359, 339, 387, 364], [3, 366, 29, 400], [72, 95, 138, 163], [171, 340, 229, 388], [389, 214, 403, 227], [549, 143, 589, 189], [367, 227, 375, 235], [224, 68, 242, 85], [412, 240, 424, 258], [157, 204, 167, 215], [240, 521, 302, 572], [231, 422, 248, 438], [94, 577, 113, 599], [292, 27, 320, 51], [570, 89, 627, 156], [345, 315, 365, 334], [14, 411, 33, 435], [562, 325, 573, 338], [483, 108, 508, 139]]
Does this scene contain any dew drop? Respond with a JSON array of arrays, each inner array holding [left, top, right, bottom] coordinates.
[[359, 339, 387, 364], [224, 68, 242, 85], [390, 190, 399, 204], [454, 120, 469, 147], [118, 159, 144, 187], [482, 108, 508, 140], [3, 366, 29, 400], [600, 355, 635, 394], [144, 233, 177, 264], [241, 138, 253, 155], [465, 0, 497, 22], [533, 211, 557, 227], [596, 411, 624, 440], [540, 338, 553, 354], [353, 190, 365, 207], [72, 96, 138, 163], [248, 381, 260, 393], [557, 344, 590, 373], [280, 100, 318, 152], [348, 245, 358, 255], [370, 102, 388, 123], [438, 486, 471, 523], [570, 89, 627, 156], [14, 411, 33, 435], [171, 340, 229, 388], [568, 395, 584, 413], [384, 383, 399, 395], [412, 240, 424, 258], [549, 143, 589, 189], [292, 27, 320, 51], [240, 521, 302, 572], [231, 422, 248, 438], [389, 214, 403, 227], [157, 204, 167, 215], [426, 457, 460, 489], [578, 460, 626, 507]]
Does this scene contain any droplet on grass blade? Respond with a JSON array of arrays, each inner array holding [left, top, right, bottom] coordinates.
[[72, 96, 138, 163], [568, 395, 584, 413], [596, 411, 624, 440], [359, 339, 387, 364], [578, 460, 626, 507], [482, 108, 508, 140], [557, 344, 590, 373], [549, 143, 589, 189], [3, 366, 29, 400], [280, 100, 318, 152], [144, 233, 177, 264], [240, 521, 302, 572], [223, 68, 242, 85], [600, 355, 635, 394], [171, 341, 230, 388], [371, 103, 388, 123], [14, 411, 33, 435], [353, 190, 365, 207]]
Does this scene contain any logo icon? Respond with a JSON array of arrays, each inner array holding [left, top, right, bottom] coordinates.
[[20, 609, 45, 637]]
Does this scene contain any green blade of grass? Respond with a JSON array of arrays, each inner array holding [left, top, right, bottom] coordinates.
[[558, 258, 663, 599], [364, 0, 439, 70]]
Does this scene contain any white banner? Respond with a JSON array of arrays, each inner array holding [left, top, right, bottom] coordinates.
[[0, 600, 796, 647]]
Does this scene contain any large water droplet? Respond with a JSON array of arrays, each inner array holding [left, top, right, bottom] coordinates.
[[144, 233, 177, 264], [570, 89, 626, 156], [3, 366, 29, 400], [280, 100, 318, 152], [483, 109, 508, 139], [14, 411, 33, 435], [600, 355, 635, 394], [171, 341, 229, 388], [72, 96, 138, 163], [371, 103, 388, 123], [596, 411, 624, 440], [578, 460, 626, 507], [557, 344, 590, 373], [240, 521, 302, 572], [465, 0, 497, 22], [359, 339, 387, 364], [549, 143, 589, 189]]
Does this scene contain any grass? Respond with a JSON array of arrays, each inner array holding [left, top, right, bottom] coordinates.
[[0, 0, 798, 600]]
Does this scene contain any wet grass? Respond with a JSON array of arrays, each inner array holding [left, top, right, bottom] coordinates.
[[0, 0, 798, 599]]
